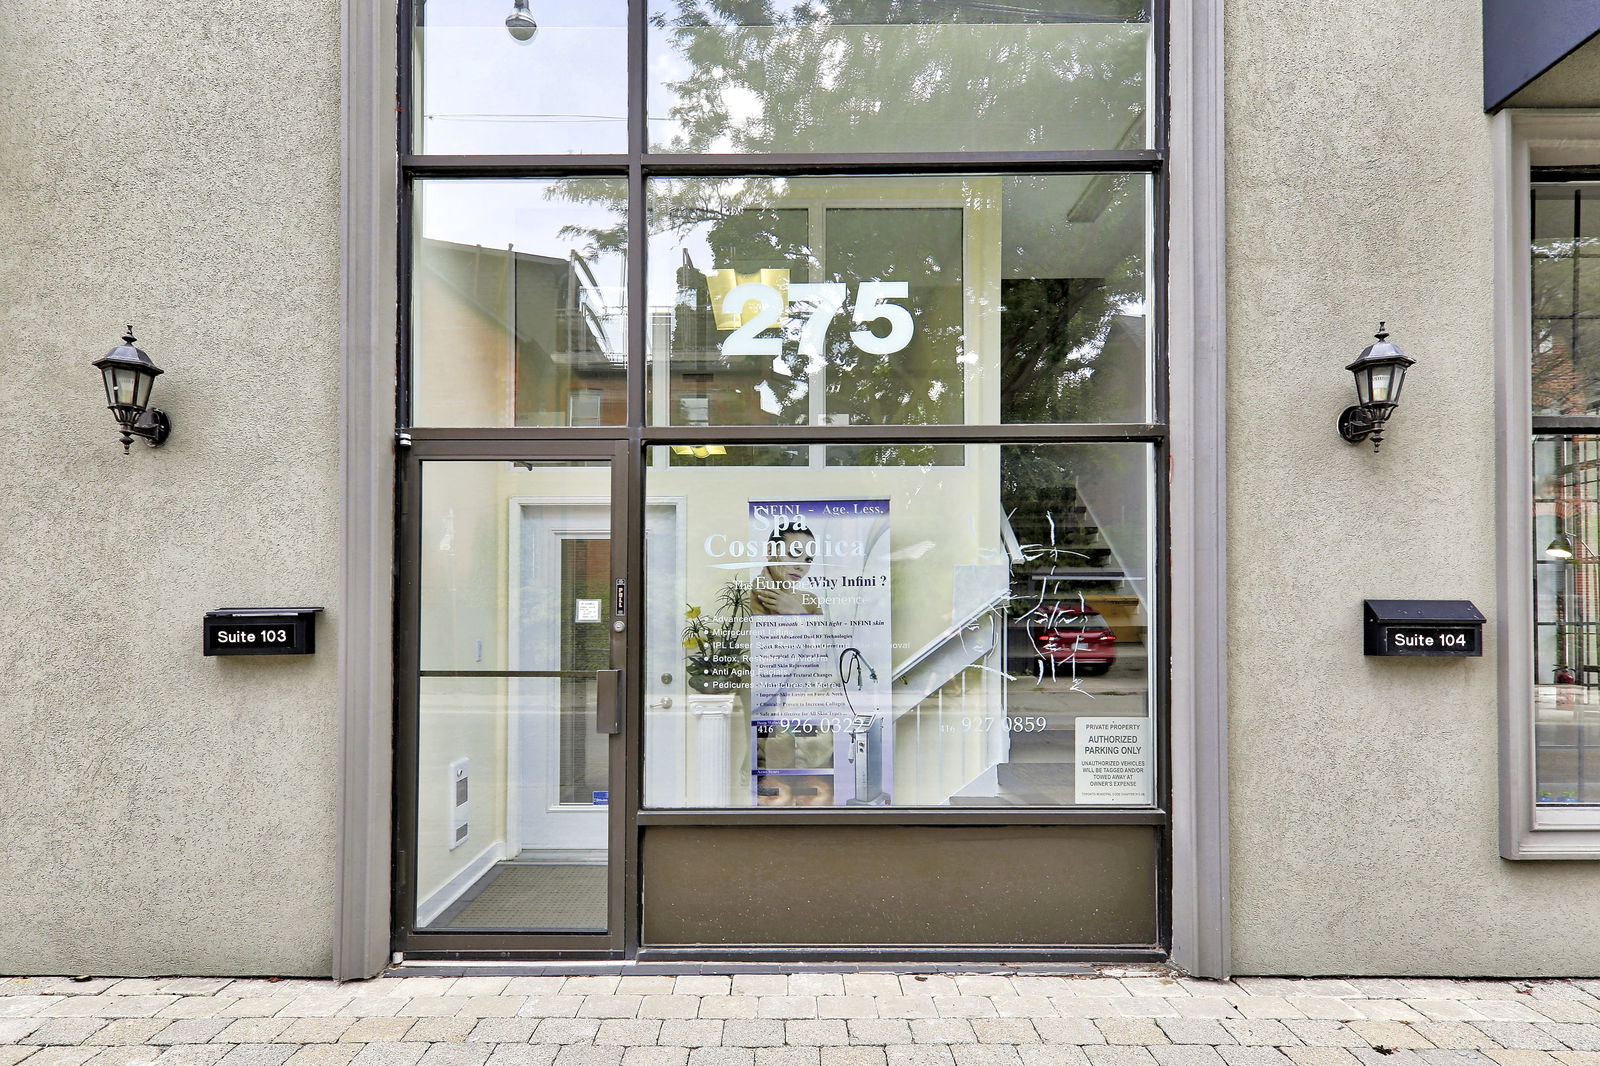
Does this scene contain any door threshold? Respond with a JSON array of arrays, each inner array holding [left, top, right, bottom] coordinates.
[[384, 956, 1167, 977]]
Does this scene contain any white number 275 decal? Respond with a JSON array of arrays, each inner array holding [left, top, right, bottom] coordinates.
[[720, 281, 912, 359]]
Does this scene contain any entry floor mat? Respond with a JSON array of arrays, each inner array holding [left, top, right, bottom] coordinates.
[[429, 863, 607, 932]]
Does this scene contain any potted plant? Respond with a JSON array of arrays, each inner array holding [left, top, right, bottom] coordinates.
[[682, 581, 753, 694]]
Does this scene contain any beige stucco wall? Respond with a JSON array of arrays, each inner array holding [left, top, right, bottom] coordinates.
[[1225, 0, 1600, 974], [1506, 33, 1600, 108], [0, 2, 342, 974]]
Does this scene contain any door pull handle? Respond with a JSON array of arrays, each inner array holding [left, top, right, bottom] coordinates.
[[595, 669, 622, 735]]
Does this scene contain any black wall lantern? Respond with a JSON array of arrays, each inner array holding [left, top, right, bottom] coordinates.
[[1337, 322, 1415, 452], [92, 327, 172, 454]]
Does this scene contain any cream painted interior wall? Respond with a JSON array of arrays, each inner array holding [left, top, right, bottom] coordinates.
[[0, 1, 342, 973], [1225, 0, 1600, 974], [415, 461, 625, 915], [415, 462, 513, 912]]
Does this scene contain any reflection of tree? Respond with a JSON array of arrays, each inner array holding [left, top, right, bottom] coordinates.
[[998, 185, 1144, 423], [1531, 219, 1600, 415], [554, 0, 1150, 440], [651, 0, 1147, 155]]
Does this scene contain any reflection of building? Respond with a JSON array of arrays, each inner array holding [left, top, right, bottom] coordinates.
[[418, 238, 786, 427], [418, 239, 626, 426], [660, 253, 774, 426]]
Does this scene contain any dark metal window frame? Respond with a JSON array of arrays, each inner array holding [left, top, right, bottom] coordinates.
[[1530, 174, 1600, 533], [394, 0, 1174, 960]]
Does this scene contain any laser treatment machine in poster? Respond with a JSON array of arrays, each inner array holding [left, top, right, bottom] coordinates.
[[744, 498, 893, 806]]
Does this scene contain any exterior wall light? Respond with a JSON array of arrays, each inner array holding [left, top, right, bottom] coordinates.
[[92, 327, 172, 454], [505, 0, 537, 42], [1337, 323, 1415, 452], [1547, 533, 1575, 559]]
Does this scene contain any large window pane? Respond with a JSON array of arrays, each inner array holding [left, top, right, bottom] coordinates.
[[648, 1, 1151, 154], [413, 180, 628, 427], [1534, 434, 1600, 807], [1532, 185, 1600, 416], [413, 0, 627, 155], [643, 443, 1155, 808], [647, 175, 1149, 426]]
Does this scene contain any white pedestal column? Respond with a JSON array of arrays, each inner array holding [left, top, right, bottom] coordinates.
[[687, 693, 736, 807]]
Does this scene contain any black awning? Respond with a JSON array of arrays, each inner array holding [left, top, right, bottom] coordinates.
[[1485, 0, 1600, 110]]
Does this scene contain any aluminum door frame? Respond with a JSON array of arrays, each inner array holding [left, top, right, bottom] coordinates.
[[394, 437, 636, 956]]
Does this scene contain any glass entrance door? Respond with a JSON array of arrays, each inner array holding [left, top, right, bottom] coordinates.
[[398, 444, 626, 951]]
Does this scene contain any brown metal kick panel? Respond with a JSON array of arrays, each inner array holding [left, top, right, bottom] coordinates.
[[641, 825, 1158, 946]]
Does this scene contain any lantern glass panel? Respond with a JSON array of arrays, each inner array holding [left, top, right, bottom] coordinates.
[[1353, 365, 1373, 407], [131, 367, 155, 411], [1386, 362, 1408, 404], [1366, 364, 1396, 405], [110, 365, 140, 407]]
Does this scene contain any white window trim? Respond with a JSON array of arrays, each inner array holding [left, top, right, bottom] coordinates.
[[1494, 108, 1600, 859]]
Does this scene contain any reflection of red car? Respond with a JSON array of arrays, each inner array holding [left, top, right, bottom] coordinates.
[[1033, 608, 1118, 676]]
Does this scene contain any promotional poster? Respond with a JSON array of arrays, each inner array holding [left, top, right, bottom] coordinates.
[[718, 498, 893, 805]]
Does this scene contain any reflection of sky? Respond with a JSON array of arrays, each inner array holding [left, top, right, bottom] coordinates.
[[419, 1, 1146, 155], [418, 0, 627, 154]]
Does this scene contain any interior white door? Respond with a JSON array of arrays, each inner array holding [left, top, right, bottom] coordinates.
[[514, 502, 610, 857], [514, 501, 682, 852]]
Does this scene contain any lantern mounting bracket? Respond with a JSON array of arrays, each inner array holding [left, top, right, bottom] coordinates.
[[127, 406, 172, 449], [1338, 404, 1384, 446]]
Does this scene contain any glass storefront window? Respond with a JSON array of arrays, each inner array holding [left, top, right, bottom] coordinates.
[[643, 443, 1155, 808], [647, 0, 1151, 155], [647, 175, 1150, 427], [412, 179, 629, 428], [399, 0, 1171, 953], [412, 0, 628, 155], [1532, 185, 1600, 416], [1533, 434, 1600, 807]]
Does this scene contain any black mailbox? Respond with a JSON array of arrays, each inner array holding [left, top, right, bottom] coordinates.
[[1363, 599, 1485, 657], [204, 607, 323, 656]]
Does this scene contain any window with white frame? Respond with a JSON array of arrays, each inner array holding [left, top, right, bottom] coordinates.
[[1498, 111, 1600, 857]]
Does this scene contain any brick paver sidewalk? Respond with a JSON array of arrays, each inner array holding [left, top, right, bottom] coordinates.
[[3, 972, 1600, 1066]]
